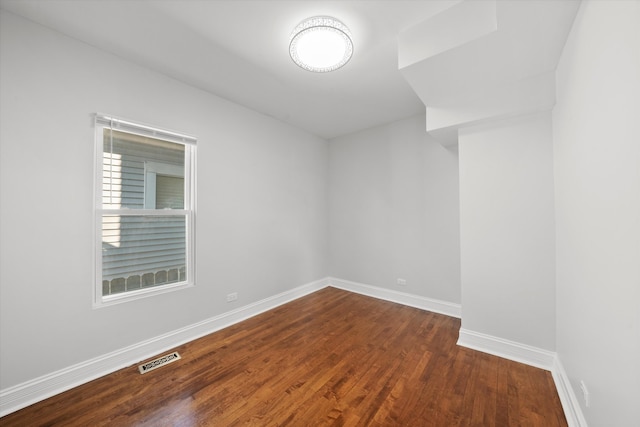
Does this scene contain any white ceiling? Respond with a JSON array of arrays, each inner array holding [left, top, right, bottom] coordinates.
[[0, 0, 463, 139]]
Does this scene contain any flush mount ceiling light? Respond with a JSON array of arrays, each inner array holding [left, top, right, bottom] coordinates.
[[289, 16, 353, 73]]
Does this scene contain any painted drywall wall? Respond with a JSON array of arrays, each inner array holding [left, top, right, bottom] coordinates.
[[0, 10, 328, 389], [458, 112, 556, 351], [553, 1, 640, 425], [328, 115, 461, 304]]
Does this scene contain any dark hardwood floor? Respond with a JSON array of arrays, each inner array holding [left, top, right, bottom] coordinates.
[[0, 287, 567, 426]]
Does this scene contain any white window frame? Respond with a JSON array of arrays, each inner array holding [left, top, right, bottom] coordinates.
[[93, 114, 197, 308]]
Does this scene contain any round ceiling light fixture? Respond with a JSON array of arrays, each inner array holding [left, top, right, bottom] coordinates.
[[289, 16, 353, 73]]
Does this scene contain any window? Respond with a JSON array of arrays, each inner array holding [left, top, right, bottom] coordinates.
[[94, 114, 196, 307]]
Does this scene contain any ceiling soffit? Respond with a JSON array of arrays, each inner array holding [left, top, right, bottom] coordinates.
[[399, 0, 581, 146]]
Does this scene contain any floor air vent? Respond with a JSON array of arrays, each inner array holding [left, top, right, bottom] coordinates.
[[138, 352, 181, 374]]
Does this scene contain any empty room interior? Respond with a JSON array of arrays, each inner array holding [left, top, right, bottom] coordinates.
[[0, 0, 638, 426]]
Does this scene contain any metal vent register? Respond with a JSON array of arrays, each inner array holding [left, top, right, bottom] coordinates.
[[138, 352, 181, 374]]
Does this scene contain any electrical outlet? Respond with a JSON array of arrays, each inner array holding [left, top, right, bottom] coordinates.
[[580, 380, 590, 407], [397, 278, 407, 286], [226, 292, 238, 302]]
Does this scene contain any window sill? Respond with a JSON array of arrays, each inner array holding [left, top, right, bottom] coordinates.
[[93, 281, 194, 309]]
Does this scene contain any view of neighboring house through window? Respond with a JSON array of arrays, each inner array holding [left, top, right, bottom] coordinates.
[[94, 115, 196, 306]]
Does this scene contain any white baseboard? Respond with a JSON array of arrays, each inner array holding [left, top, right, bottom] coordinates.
[[327, 277, 461, 318], [457, 328, 556, 370], [0, 277, 329, 417], [551, 356, 588, 427], [457, 329, 587, 426]]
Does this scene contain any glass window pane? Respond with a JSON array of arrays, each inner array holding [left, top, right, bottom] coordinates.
[[102, 215, 187, 296], [102, 129, 185, 209], [156, 175, 184, 209]]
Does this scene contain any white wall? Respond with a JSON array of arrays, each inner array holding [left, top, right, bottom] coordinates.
[[553, 1, 640, 425], [458, 112, 556, 351], [0, 11, 328, 389], [328, 115, 461, 304]]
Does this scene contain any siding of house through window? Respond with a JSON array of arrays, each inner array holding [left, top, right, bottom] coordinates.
[[101, 130, 187, 295]]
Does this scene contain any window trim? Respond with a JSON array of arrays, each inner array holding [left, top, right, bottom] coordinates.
[[93, 114, 197, 308]]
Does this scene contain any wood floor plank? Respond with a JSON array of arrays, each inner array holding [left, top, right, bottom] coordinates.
[[0, 287, 567, 426]]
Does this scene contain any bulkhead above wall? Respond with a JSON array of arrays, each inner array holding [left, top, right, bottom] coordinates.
[[399, 0, 581, 146]]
